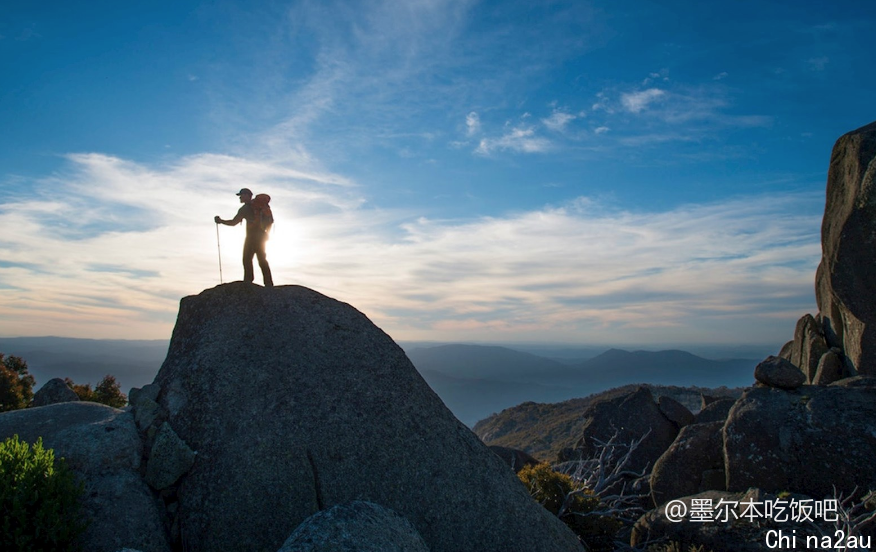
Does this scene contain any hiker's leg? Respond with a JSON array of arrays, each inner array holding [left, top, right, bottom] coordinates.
[[242, 240, 255, 283], [256, 235, 273, 287]]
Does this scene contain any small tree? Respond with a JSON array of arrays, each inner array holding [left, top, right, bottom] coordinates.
[[0, 353, 35, 412], [93, 375, 127, 408], [0, 435, 88, 551], [65, 375, 127, 408], [64, 379, 92, 402]]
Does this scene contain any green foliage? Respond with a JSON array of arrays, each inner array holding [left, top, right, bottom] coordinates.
[[65, 375, 127, 408], [518, 462, 586, 514], [518, 463, 621, 551], [0, 353, 35, 412], [0, 435, 88, 551], [93, 375, 127, 408]]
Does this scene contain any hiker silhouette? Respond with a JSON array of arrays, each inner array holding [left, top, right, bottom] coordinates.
[[214, 188, 274, 287]]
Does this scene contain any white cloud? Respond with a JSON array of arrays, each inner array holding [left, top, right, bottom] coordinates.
[[541, 110, 577, 132], [475, 126, 552, 156], [588, 81, 772, 148], [621, 88, 666, 113], [593, 126, 610, 134], [0, 152, 823, 346], [0, 153, 366, 338], [465, 111, 481, 136], [713, 72, 729, 80], [643, 69, 669, 85]]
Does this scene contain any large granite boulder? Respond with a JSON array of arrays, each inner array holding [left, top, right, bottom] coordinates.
[[31, 377, 80, 406], [754, 355, 806, 389], [153, 283, 582, 552], [816, 120, 876, 375], [649, 421, 724, 506], [0, 402, 169, 552], [572, 386, 678, 474], [657, 395, 694, 429], [723, 385, 876, 497], [279, 501, 429, 552], [693, 397, 735, 424]]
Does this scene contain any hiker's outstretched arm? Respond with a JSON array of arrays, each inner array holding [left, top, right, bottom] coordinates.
[[214, 213, 244, 226]]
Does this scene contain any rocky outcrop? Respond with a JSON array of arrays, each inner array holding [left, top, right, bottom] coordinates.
[[571, 386, 678, 474], [778, 121, 876, 380], [0, 402, 170, 552], [785, 314, 830, 383], [31, 377, 80, 406], [817, 120, 876, 375], [154, 283, 582, 552], [649, 421, 724, 506], [723, 385, 876, 498], [278, 501, 430, 552]]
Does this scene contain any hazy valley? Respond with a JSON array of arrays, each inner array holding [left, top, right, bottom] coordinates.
[[0, 336, 761, 427]]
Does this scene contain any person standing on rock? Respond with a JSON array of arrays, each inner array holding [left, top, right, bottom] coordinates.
[[214, 188, 274, 287]]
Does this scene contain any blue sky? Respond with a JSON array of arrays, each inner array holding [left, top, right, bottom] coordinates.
[[1, 0, 874, 347]]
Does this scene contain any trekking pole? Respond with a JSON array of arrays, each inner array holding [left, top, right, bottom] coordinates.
[[215, 222, 224, 284]]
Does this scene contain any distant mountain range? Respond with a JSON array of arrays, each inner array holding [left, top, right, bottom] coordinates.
[[1, 337, 759, 427], [405, 344, 757, 425], [0, 337, 168, 392]]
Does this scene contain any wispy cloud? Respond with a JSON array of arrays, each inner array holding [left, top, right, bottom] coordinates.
[[541, 109, 579, 133], [585, 78, 773, 150], [0, 153, 822, 345], [621, 88, 666, 113], [475, 126, 552, 155], [465, 111, 481, 136], [0, 152, 365, 338]]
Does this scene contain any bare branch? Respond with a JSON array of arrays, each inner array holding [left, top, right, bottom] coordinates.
[[555, 428, 654, 527]]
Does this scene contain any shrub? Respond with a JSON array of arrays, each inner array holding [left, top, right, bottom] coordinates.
[[0, 353, 35, 412], [518, 462, 621, 551], [65, 375, 127, 408], [0, 435, 88, 551]]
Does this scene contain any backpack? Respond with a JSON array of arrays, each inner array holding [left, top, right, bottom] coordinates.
[[251, 194, 274, 232]]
